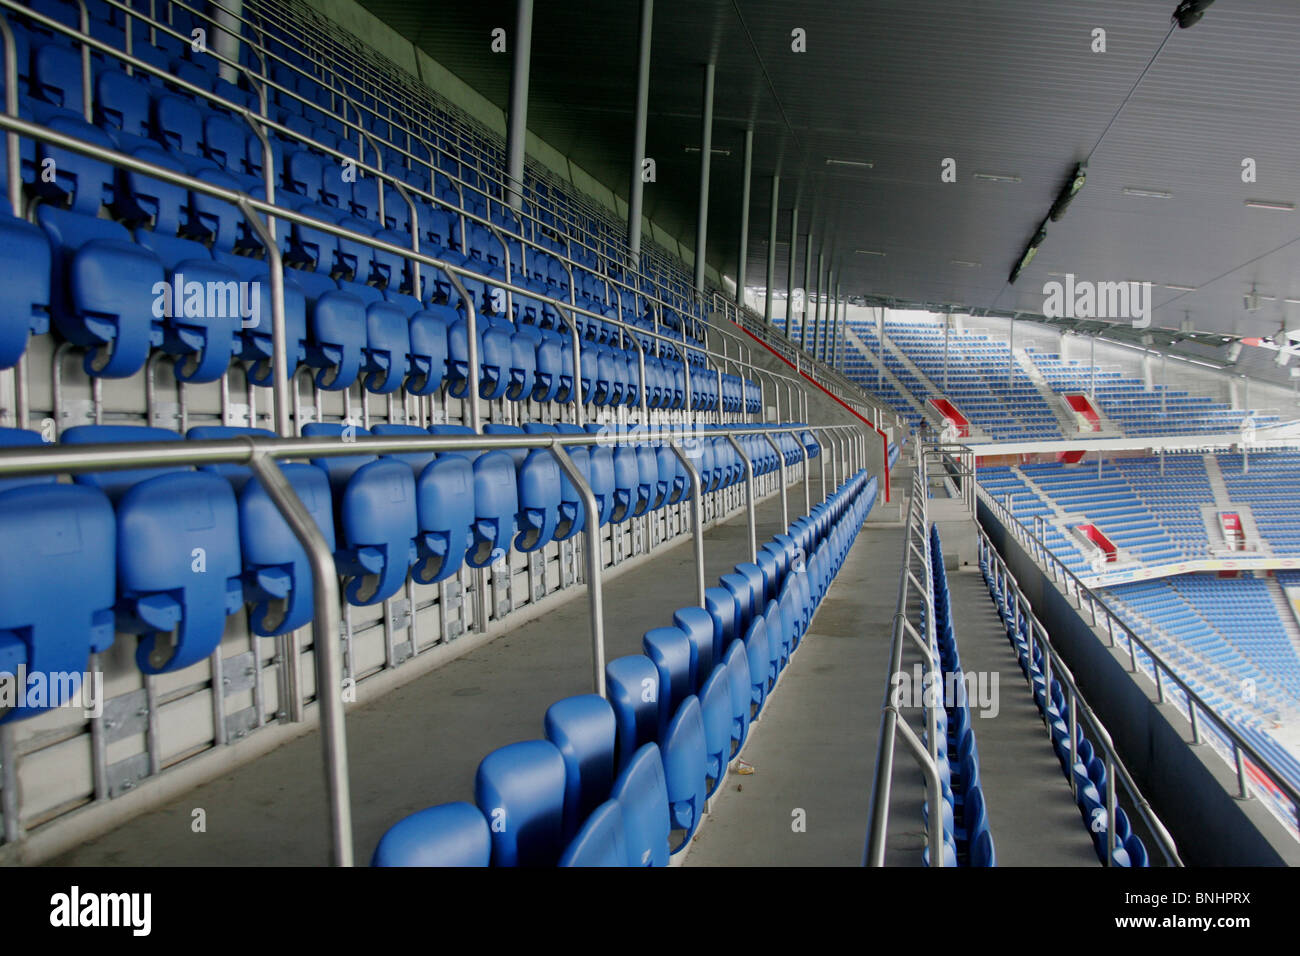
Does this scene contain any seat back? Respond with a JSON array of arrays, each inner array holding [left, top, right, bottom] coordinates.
[[558, 799, 627, 867], [662, 696, 707, 852], [371, 802, 491, 867], [605, 654, 660, 771], [474, 740, 567, 867], [671, 606, 715, 691], [544, 694, 616, 841], [610, 743, 671, 867]]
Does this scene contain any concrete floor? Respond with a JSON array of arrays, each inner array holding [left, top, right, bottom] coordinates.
[[683, 520, 904, 866], [943, 568, 1100, 866]]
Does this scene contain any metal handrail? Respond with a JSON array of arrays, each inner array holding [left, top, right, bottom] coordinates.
[[974, 519, 1183, 866], [978, 485, 1300, 821], [865, 440, 947, 865], [0, 108, 824, 441], [6, 2, 762, 398]]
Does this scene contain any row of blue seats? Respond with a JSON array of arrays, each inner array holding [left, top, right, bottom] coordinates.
[[925, 526, 994, 867], [0, 419, 816, 720], [370, 469, 877, 865], [980, 555, 1151, 867], [3, 12, 732, 401]]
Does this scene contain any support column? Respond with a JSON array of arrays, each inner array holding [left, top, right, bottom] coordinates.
[[831, 281, 842, 368], [821, 267, 834, 362], [212, 0, 243, 85], [943, 313, 950, 390], [735, 127, 753, 306], [693, 61, 715, 292], [764, 174, 779, 323], [785, 206, 799, 339], [505, 0, 534, 212], [1089, 334, 1097, 398], [813, 249, 824, 357], [800, 230, 813, 351], [627, 0, 653, 262]]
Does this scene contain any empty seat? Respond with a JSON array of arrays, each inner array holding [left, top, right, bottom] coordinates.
[[474, 739, 567, 867], [605, 654, 660, 770], [0, 429, 116, 721], [661, 695, 707, 852], [544, 694, 616, 841], [610, 743, 671, 867], [62, 425, 242, 673], [371, 802, 491, 867], [187, 426, 337, 636], [557, 799, 627, 867], [302, 423, 416, 605]]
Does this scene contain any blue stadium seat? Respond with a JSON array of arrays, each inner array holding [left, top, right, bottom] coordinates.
[[722, 640, 751, 755], [0, 430, 116, 721], [371, 801, 491, 867], [62, 425, 242, 673], [697, 665, 732, 795], [302, 423, 416, 605], [605, 654, 660, 771], [672, 606, 715, 690], [474, 739, 567, 867], [610, 743, 671, 867], [662, 696, 707, 852], [187, 426, 337, 636], [643, 626, 693, 738], [0, 212, 52, 371], [38, 205, 165, 379], [558, 799, 627, 867], [543, 694, 616, 841]]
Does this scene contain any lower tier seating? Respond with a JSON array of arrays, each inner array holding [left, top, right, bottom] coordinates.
[[371, 470, 878, 866]]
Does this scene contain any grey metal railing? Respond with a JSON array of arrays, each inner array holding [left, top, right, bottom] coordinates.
[[865, 439, 947, 865], [974, 521, 1183, 866]]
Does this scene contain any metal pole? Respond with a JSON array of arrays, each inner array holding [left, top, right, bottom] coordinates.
[[820, 268, 834, 363], [627, 0, 653, 262], [831, 282, 842, 369], [693, 61, 715, 293], [801, 231, 814, 352], [764, 433, 789, 529], [764, 174, 779, 323], [814, 250, 824, 358], [671, 439, 707, 608], [505, 0, 534, 212], [943, 313, 950, 391], [786, 206, 799, 339], [726, 435, 758, 562], [736, 127, 753, 307], [248, 454, 353, 867], [1089, 334, 1096, 398], [549, 444, 606, 695], [237, 199, 291, 437]]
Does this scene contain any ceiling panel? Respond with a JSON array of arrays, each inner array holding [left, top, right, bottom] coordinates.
[[356, 0, 1300, 337]]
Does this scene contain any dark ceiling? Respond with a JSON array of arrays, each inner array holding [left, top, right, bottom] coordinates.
[[355, 0, 1300, 338]]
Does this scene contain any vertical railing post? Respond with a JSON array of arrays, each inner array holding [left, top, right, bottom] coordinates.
[[248, 453, 353, 867], [549, 442, 606, 696]]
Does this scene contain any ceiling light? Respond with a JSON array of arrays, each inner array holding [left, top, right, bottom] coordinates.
[[974, 172, 1021, 183], [1123, 187, 1174, 199], [854, 249, 886, 257], [1173, 1, 1216, 29], [1008, 220, 1049, 284], [826, 158, 873, 169], [1244, 199, 1294, 211], [950, 259, 981, 268], [1049, 162, 1088, 221], [683, 146, 731, 156], [1164, 283, 1197, 292]]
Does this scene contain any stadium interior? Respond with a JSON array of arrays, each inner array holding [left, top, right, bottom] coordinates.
[[0, 0, 1296, 872]]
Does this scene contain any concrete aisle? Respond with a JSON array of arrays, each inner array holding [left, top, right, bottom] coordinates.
[[943, 567, 1099, 866], [682, 520, 906, 866]]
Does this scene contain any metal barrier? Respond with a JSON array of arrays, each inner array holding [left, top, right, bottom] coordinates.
[[979, 487, 1300, 835], [864, 440, 947, 865], [975, 521, 1183, 866]]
